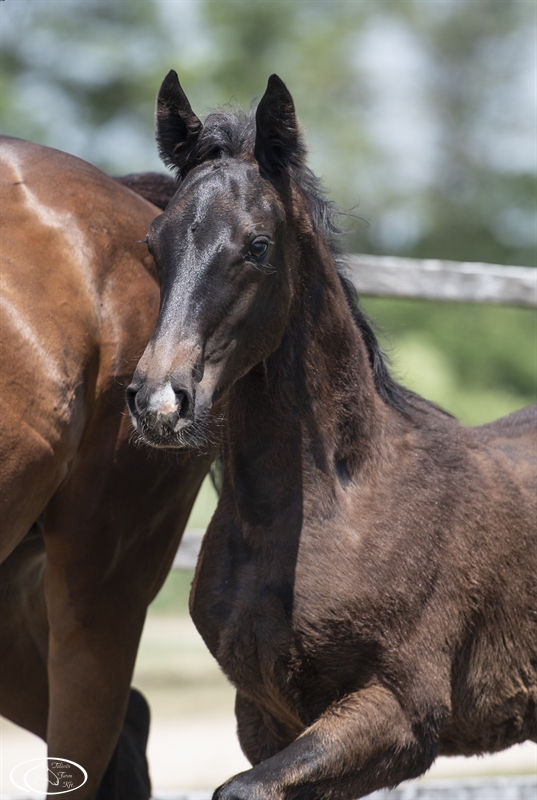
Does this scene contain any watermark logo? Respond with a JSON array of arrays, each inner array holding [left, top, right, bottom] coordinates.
[[10, 758, 87, 794]]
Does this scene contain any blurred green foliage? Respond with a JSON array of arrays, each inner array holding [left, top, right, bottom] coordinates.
[[150, 478, 217, 614], [365, 298, 536, 424], [1, 0, 535, 432], [149, 569, 195, 615]]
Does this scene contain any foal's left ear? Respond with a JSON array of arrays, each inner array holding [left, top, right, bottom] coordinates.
[[254, 75, 305, 179], [155, 70, 202, 175]]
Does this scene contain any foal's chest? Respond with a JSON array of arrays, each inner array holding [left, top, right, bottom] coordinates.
[[204, 560, 302, 689], [191, 525, 364, 723]]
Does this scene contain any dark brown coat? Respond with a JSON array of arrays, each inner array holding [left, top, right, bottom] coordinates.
[[129, 73, 537, 799]]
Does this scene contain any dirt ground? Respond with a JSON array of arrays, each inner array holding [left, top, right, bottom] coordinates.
[[1, 613, 536, 798]]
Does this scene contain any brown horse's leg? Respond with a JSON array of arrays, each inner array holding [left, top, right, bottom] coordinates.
[[41, 422, 210, 799], [0, 527, 49, 739], [216, 685, 443, 800], [44, 552, 148, 799], [95, 688, 151, 800], [0, 530, 152, 800]]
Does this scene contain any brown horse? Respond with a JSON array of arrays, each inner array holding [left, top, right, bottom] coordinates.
[[0, 137, 215, 799], [128, 72, 537, 799]]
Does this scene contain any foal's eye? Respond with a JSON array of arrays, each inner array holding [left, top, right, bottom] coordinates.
[[248, 240, 269, 259]]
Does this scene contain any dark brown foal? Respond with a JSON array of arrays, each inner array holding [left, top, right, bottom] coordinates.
[[128, 73, 536, 799]]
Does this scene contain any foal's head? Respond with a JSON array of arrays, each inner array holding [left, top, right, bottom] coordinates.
[[127, 72, 314, 448]]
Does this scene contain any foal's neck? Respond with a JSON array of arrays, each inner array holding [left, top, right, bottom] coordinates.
[[225, 202, 389, 529]]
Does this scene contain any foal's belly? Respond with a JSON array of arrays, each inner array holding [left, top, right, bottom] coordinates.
[[440, 629, 537, 755], [439, 695, 537, 756]]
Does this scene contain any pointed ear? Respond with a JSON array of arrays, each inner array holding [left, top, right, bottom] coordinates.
[[155, 70, 202, 174], [254, 75, 305, 179]]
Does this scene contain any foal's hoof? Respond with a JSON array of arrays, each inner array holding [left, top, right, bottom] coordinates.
[[213, 772, 267, 800]]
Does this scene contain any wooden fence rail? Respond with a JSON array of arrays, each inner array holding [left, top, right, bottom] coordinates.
[[7, 773, 535, 800], [343, 254, 536, 307], [151, 774, 536, 799]]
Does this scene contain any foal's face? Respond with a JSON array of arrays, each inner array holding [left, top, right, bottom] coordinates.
[[127, 159, 291, 448]]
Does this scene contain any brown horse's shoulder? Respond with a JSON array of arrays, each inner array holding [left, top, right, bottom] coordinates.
[[0, 138, 162, 444], [1, 136, 101, 186]]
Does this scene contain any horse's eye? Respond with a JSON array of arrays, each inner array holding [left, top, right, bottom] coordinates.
[[248, 240, 269, 259]]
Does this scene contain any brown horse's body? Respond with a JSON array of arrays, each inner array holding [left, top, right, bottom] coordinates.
[[128, 73, 537, 799], [0, 137, 214, 798]]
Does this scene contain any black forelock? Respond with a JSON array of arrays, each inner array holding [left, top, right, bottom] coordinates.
[[177, 107, 256, 177]]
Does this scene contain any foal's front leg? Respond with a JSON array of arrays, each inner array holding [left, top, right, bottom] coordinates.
[[216, 685, 443, 800], [235, 692, 301, 765]]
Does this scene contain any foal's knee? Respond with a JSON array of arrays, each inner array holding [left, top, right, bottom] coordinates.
[[235, 693, 301, 766]]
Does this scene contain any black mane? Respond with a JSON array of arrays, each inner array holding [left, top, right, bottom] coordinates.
[[172, 106, 419, 415]]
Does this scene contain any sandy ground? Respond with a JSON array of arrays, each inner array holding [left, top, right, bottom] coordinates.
[[1, 614, 536, 798]]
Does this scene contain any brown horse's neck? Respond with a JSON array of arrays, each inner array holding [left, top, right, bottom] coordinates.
[[224, 205, 390, 532]]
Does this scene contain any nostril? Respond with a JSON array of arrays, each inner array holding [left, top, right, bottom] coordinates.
[[126, 381, 193, 421], [174, 390, 191, 419], [125, 385, 138, 416]]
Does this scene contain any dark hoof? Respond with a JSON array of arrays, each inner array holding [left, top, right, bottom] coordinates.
[[213, 771, 268, 800]]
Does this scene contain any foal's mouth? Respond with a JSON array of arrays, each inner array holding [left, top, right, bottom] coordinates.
[[125, 378, 222, 452], [128, 405, 218, 452]]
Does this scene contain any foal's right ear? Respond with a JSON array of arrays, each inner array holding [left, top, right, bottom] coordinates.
[[155, 70, 202, 175]]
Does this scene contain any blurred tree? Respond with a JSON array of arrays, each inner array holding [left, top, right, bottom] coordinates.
[[0, 0, 173, 171], [194, 0, 537, 421], [0, 0, 534, 421], [185, 0, 373, 198], [403, 0, 536, 269]]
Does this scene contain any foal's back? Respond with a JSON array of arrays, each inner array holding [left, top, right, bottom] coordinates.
[[473, 405, 537, 493]]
